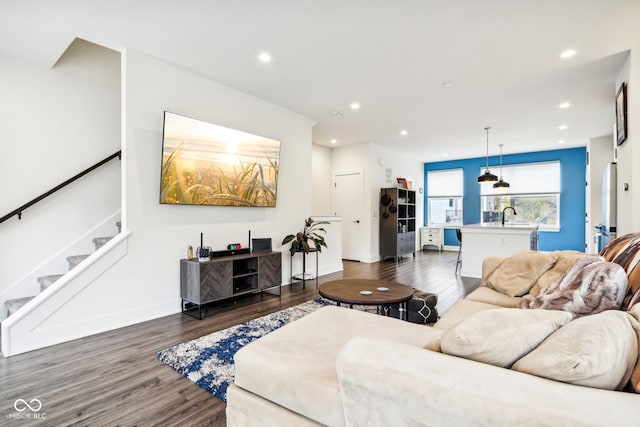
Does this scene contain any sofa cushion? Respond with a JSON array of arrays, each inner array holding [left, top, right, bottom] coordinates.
[[233, 306, 442, 427], [226, 384, 322, 426], [600, 232, 640, 309], [440, 308, 572, 368], [465, 287, 522, 308], [482, 250, 559, 297], [337, 336, 640, 427], [627, 304, 640, 393], [433, 299, 499, 331], [512, 310, 638, 390], [519, 258, 627, 317]]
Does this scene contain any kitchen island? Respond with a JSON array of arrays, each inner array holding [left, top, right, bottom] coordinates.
[[460, 223, 537, 278]]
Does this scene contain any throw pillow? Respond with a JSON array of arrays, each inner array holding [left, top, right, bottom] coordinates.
[[627, 304, 640, 393], [440, 308, 572, 368], [519, 259, 627, 317], [484, 251, 559, 297], [512, 310, 638, 390]]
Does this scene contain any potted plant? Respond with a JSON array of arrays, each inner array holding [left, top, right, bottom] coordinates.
[[282, 217, 329, 256]]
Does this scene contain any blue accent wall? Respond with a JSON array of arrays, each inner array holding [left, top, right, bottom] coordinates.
[[424, 147, 586, 252]]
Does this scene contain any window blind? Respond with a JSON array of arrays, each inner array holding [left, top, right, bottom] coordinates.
[[427, 169, 463, 197], [481, 162, 560, 196]]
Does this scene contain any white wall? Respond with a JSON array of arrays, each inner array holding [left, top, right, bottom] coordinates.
[[1, 39, 120, 209], [630, 52, 640, 233], [630, 50, 640, 233], [311, 144, 333, 215], [330, 142, 424, 263], [615, 54, 633, 234], [586, 135, 614, 253], [369, 143, 425, 262], [309, 145, 343, 275], [0, 39, 121, 303], [332, 143, 371, 260], [11, 49, 319, 347], [613, 48, 640, 235]]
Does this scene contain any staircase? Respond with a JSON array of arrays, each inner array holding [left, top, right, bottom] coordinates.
[[3, 221, 121, 317]]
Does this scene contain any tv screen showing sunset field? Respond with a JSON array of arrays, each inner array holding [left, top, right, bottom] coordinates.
[[159, 112, 280, 207]]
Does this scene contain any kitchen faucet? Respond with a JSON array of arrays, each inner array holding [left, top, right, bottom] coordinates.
[[502, 206, 517, 226]]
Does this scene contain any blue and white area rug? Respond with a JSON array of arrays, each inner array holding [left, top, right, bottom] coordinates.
[[157, 298, 333, 402]]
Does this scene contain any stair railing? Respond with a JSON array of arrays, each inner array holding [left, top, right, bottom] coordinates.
[[0, 151, 122, 224]]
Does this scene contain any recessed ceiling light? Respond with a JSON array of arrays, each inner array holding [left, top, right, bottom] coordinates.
[[330, 139, 337, 144], [558, 102, 571, 109], [400, 130, 408, 136], [350, 102, 360, 110], [443, 153, 449, 157], [442, 81, 455, 88], [258, 52, 271, 62], [558, 124, 568, 130], [558, 139, 565, 144], [560, 49, 576, 59]]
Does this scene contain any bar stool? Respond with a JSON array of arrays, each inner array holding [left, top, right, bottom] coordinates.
[[455, 228, 462, 274]]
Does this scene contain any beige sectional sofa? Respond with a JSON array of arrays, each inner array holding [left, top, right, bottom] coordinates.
[[227, 234, 640, 426]]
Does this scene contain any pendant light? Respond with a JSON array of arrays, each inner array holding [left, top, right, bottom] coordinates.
[[477, 127, 498, 184], [493, 143, 510, 188]]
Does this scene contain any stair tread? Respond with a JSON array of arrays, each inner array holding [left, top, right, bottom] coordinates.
[[37, 274, 64, 291], [5, 220, 121, 319], [37, 274, 64, 282], [93, 236, 114, 250], [67, 254, 90, 261], [5, 296, 35, 316], [67, 254, 90, 270]]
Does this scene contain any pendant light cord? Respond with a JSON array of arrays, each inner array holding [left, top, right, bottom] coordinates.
[[484, 127, 491, 170]]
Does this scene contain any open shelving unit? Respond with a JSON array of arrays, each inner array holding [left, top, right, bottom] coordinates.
[[379, 187, 417, 261]]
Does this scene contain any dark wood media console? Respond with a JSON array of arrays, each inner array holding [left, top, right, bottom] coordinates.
[[180, 251, 282, 319]]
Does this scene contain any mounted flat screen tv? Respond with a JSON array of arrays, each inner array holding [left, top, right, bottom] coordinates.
[[159, 111, 281, 207]]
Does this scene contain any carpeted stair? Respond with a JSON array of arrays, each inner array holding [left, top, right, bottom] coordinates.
[[3, 221, 121, 317]]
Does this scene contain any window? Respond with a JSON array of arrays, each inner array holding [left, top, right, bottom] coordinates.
[[427, 169, 463, 225], [480, 162, 560, 229]]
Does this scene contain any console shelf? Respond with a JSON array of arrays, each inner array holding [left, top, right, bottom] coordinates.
[[180, 251, 282, 319]]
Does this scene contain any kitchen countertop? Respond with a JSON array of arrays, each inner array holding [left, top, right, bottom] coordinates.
[[462, 223, 537, 231]]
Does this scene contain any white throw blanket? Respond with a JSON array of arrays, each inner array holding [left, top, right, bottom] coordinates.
[[519, 257, 628, 317]]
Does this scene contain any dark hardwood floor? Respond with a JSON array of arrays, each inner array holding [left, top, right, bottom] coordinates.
[[0, 250, 477, 427]]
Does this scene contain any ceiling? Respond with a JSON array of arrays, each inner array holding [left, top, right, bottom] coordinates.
[[1, 0, 638, 162]]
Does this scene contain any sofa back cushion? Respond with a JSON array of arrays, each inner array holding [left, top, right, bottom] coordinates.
[[600, 232, 640, 310], [511, 310, 638, 390], [627, 304, 640, 393], [482, 251, 559, 297], [440, 308, 572, 368]]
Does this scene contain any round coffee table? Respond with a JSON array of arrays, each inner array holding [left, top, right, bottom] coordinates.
[[318, 279, 414, 320]]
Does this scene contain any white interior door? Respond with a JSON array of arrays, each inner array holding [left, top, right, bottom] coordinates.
[[334, 173, 362, 261]]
